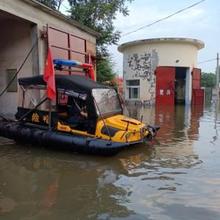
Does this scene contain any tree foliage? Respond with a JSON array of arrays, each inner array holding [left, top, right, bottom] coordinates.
[[68, 0, 132, 82], [96, 58, 115, 82], [68, 0, 131, 57], [201, 72, 216, 88]]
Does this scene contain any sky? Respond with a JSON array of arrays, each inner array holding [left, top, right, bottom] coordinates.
[[61, 0, 220, 74]]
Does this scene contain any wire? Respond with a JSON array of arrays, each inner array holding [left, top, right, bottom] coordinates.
[[122, 0, 206, 37], [0, 38, 39, 98], [198, 58, 216, 64], [0, 115, 10, 122]]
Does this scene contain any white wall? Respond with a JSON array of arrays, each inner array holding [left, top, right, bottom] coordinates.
[[0, 19, 33, 115], [0, 0, 97, 74], [0, 0, 97, 116], [185, 68, 192, 105]]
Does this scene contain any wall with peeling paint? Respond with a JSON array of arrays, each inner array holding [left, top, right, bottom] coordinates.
[[124, 49, 158, 104]]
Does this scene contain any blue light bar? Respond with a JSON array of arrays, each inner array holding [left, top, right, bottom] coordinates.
[[53, 59, 82, 67]]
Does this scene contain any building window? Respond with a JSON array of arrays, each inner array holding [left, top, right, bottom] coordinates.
[[6, 69, 17, 92], [129, 87, 139, 99], [126, 80, 140, 86], [126, 80, 140, 99]]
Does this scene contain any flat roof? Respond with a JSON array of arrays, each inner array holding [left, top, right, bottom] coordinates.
[[22, 0, 99, 37], [118, 37, 205, 52]]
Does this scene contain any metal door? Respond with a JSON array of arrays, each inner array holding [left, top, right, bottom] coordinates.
[[192, 68, 201, 89], [192, 89, 204, 105], [155, 66, 175, 105], [192, 68, 204, 105], [46, 25, 95, 75]]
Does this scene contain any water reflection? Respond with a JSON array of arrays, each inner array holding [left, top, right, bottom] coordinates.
[[0, 146, 133, 219], [1, 104, 220, 219]]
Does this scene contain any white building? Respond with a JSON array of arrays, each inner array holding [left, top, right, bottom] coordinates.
[[118, 38, 204, 105], [0, 0, 98, 116]]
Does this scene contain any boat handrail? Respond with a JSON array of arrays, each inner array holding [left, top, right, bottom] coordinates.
[[17, 97, 48, 122]]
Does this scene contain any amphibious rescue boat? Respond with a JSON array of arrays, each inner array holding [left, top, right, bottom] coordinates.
[[0, 59, 159, 155]]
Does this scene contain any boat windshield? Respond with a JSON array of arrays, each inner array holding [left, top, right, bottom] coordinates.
[[92, 88, 122, 116]]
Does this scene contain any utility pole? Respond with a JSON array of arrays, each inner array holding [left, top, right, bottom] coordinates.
[[214, 53, 219, 140], [216, 53, 219, 101]]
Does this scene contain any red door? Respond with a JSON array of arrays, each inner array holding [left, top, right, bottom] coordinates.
[[155, 66, 175, 105], [191, 68, 204, 105], [192, 68, 201, 89]]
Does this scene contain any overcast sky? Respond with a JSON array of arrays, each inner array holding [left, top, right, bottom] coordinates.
[[110, 0, 220, 75], [61, 0, 220, 74]]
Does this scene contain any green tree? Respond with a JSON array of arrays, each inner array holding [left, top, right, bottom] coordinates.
[[201, 72, 216, 88], [68, 0, 132, 82], [38, 0, 63, 10], [96, 57, 115, 82], [68, 0, 132, 57]]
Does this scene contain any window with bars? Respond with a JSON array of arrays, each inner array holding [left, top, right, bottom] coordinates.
[[126, 80, 140, 99]]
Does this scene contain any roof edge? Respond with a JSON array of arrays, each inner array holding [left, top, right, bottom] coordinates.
[[118, 37, 205, 52], [21, 0, 100, 38]]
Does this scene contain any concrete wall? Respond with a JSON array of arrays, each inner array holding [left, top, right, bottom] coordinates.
[[119, 39, 203, 104], [0, 19, 33, 115], [0, 0, 96, 74], [123, 48, 158, 104]]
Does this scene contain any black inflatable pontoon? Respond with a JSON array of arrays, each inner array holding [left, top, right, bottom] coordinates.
[[0, 121, 132, 156]]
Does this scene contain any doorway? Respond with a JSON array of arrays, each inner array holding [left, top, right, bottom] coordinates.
[[175, 67, 187, 104], [0, 10, 36, 116]]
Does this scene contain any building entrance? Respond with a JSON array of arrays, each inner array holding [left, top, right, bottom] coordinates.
[[175, 67, 187, 104]]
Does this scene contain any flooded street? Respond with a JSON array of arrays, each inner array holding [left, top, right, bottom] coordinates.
[[0, 104, 220, 220]]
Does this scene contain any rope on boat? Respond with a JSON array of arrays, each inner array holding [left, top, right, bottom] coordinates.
[[18, 97, 48, 122], [0, 38, 39, 98], [0, 115, 9, 122]]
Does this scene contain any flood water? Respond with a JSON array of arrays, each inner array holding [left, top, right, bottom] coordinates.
[[0, 104, 220, 220]]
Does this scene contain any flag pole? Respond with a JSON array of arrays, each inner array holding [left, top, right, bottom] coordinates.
[[43, 48, 56, 130]]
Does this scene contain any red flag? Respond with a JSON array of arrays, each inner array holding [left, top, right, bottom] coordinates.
[[44, 48, 56, 100]]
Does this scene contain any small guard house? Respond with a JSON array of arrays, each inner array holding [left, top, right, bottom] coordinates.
[[118, 37, 205, 106]]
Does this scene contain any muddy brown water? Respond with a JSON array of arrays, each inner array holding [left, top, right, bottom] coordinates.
[[0, 104, 220, 220]]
